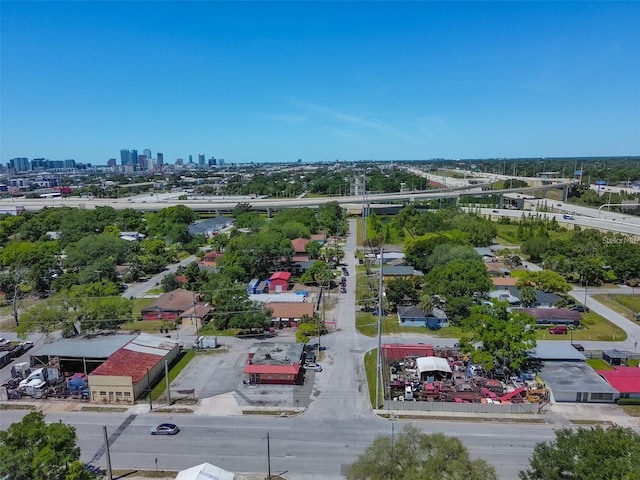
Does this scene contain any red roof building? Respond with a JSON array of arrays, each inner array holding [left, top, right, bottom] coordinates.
[[382, 343, 435, 361], [597, 366, 640, 399], [269, 271, 291, 292], [88, 333, 180, 403], [243, 342, 305, 385], [291, 237, 310, 254]]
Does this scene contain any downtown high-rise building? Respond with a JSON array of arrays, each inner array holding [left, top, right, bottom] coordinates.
[[143, 148, 152, 159], [198, 153, 205, 166], [120, 149, 129, 166], [130, 149, 138, 166], [157, 152, 164, 166], [188, 154, 193, 164], [9, 157, 30, 172]]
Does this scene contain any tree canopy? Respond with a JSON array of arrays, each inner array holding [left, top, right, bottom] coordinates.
[[519, 425, 640, 480], [347, 425, 498, 480], [0, 411, 95, 480]]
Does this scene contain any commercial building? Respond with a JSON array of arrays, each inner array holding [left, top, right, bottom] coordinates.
[[243, 342, 305, 385], [538, 362, 619, 403], [88, 333, 180, 403], [597, 367, 640, 400]]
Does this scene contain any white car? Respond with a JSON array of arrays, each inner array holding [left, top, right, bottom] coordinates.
[[0, 337, 9, 347], [305, 363, 322, 372]]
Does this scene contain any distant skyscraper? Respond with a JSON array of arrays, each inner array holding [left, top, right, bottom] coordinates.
[[188, 154, 193, 164], [176, 158, 184, 166], [198, 153, 205, 166], [218, 158, 225, 166], [107, 158, 117, 167], [208, 157, 217, 167], [130, 149, 138, 166], [157, 152, 164, 166], [143, 148, 152, 159], [10, 158, 30, 172], [120, 149, 129, 166]]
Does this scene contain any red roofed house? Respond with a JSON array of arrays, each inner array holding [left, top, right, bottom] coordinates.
[[244, 342, 305, 385], [88, 333, 180, 403], [291, 237, 310, 255], [199, 250, 222, 268], [597, 366, 640, 400], [269, 271, 291, 292]]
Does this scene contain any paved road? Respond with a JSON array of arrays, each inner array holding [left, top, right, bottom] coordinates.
[[0, 408, 556, 480], [124, 254, 197, 299]]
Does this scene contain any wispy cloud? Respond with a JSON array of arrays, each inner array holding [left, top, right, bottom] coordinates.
[[288, 99, 414, 140]]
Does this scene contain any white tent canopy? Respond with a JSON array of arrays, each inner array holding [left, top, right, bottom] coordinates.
[[416, 356, 452, 376], [175, 463, 235, 480]]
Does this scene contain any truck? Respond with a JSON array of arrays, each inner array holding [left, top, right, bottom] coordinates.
[[25, 379, 47, 398], [193, 336, 218, 349], [11, 362, 31, 379], [19, 367, 59, 388]]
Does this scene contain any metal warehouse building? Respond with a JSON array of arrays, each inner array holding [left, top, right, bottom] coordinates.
[[88, 334, 180, 404], [538, 362, 619, 403]]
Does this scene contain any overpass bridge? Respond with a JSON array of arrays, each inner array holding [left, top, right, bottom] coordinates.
[[0, 179, 576, 214]]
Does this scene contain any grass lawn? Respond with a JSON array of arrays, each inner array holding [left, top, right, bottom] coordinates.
[[131, 297, 156, 318], [628, 359, 639, 367], [586, 358, 613, 370], [364, 348, 380, 408], [198, 324, 241, 336], [148, 349, 196, 401], [120, 320, 166, 333], [621, 405, 640, 417], [593, 294, 640, 322], [534, 312, 626, 342]]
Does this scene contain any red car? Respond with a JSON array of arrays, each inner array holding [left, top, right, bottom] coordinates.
[[549, 326, 568, 335]]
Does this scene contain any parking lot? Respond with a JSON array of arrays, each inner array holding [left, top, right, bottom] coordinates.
[[168, 336, 317, 410]]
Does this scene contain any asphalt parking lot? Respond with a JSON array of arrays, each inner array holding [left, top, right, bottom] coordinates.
[[169, 336, 316, 409]]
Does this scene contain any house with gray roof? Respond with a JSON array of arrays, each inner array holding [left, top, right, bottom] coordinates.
[[188, 216, 233, 237]]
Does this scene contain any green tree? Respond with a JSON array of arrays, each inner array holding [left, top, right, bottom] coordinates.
[[519, 285, 538, 307], [305, 240, 322, 259], [161, 273, 180, 292], [519, 425, 640, 480], [423, 258, 492, 323], [385, 278, 418, 311], [347, 425, 497, 480], [517, 270, 571, 294], [0, 411, 94, 480], [462, 304, 536, 372], [300, 261, 334, 285], [317, 201, 345, 235]]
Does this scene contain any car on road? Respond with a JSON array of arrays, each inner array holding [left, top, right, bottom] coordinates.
[[570, 305, 590, 313], [341, 267, 349, 276], [305, 363, 322, 372], [563, 214, 575, 220], [492, 209, 499, 213], [340, 286, 346, 294], [0, 338, 8, 347], [549, 326, 568, 335], [150, 423, 180, 435], [19, 341, 34, 352]]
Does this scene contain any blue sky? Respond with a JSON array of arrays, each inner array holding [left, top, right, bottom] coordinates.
[[2, 1, 639, 164]]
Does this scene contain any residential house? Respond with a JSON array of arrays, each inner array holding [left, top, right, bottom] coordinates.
[[267, 302, 315, 327], [141, 288, 196, 321], [517, 308, 582, 326], [397, 305, 448, 329], [179, 303, 213, 327], [380, 266, 424, 278], [199, 251, 222, 268]]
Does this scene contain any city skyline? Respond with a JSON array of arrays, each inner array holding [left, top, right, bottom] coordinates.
[[2, 1, 639, 164]]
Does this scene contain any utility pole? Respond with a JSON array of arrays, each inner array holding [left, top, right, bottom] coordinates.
[[375, 248, 384, 410], [103, 426, 113, 480], [267, 432, 272, 480], [164, 359, 171, 406], [147, 367, 153, 411]]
